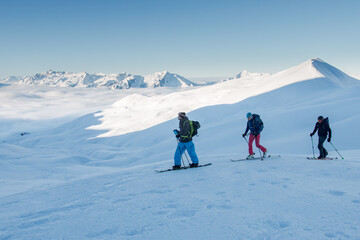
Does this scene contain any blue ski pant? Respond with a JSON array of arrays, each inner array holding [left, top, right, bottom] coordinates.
[[174, 140, 199, 166]]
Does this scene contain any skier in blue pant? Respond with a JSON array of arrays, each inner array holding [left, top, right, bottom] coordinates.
[[173, 112, 199, 170]]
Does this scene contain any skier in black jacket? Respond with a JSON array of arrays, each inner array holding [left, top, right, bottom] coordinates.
[[310, 116, 332, 159]]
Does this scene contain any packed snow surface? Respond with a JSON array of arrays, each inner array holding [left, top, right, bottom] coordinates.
[[1, 58, 360, 239]]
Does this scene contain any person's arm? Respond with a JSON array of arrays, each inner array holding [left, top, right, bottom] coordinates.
[[310, 123, 318, 136], [243, 122, 249, 137], [327, 123, 332, 140]]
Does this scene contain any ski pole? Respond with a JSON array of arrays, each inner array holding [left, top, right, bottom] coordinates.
[[255, 134, 264, 160], [243, 136, 251, 155], [183, 150, 191, 165], [329, 141, 344, 159], [244, 135, 263, 159], [311, 136, 315, 159], [258, 147, 263, 160]]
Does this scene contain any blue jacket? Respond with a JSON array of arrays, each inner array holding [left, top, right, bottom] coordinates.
[[244, 117, 261, 136]]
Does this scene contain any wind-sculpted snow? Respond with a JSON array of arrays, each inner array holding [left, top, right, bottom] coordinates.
[[1, 58, 360, 239]]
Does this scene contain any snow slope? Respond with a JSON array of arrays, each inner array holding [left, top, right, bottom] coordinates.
[[1, 58, 360, 239], [0, 85, 186, 139], [0, 70, 197, 89], [88, 58, 360, 137]]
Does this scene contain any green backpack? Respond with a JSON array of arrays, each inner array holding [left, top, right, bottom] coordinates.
[[184, 120, 201, 138]]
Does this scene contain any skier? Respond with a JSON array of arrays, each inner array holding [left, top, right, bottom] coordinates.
[[242, 112, 267, 158], [310, 116, 332, 159], [172, 112, 199, 170]]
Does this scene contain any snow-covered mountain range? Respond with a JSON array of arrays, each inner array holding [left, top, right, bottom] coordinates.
[[3, 58, 354, 91], [0, 70, 198, 89]]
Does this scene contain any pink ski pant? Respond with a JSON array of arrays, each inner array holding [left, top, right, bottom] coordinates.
[[248, 134, 267, 155]]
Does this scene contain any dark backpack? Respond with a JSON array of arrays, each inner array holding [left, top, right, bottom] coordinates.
[[252, 114, 264, 132], [323, 117, 330, 130], [324, 117, 329, 125], [184, 120, 201, 137]]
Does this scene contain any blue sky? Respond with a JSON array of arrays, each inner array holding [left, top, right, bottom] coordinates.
[[0, 0, 359, 79]]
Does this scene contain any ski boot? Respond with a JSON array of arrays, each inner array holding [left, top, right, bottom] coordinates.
[[189, 163, 199, 168], [247, 154, 255, 159], [172, 165, 181, 170]]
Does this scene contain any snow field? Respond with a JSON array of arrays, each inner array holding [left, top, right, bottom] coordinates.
[[1, 152, 360, 239]]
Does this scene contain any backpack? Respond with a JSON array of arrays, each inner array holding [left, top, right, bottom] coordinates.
[[252, 114, 264, 132], [184, 120, 201, 137], [324, 117, 329, 125], [190, 120, 201, 137], [323, 117, 330, 130]]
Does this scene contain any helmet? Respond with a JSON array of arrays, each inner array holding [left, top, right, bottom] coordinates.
[[246, 112, 252, 118]]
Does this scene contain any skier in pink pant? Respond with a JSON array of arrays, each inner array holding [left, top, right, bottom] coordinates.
[[242, 112, 267, 158]]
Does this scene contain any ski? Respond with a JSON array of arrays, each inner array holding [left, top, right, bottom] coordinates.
[[231, 155, 281, 162], [307, 157, 337, 160], [155, 163, 212, 173]]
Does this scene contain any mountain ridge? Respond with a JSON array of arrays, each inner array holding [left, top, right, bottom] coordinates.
[[223, 58, 359, 88], [1, 58, 358, 89], [0, 70, 198, 89]]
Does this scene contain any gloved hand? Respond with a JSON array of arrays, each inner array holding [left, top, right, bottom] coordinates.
[[242, 133, 246, 138], [173, 129, 180, 138], [327, 138, 331, 142], [310, 133, 314, 137]]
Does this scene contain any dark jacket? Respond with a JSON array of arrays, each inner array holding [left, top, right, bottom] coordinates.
[[311, 118, 332, 138], [244, 116, 261, 136], [179, 117, 192, 143]]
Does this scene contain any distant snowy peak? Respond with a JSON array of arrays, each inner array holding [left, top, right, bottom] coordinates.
[[1, 71, 196, 89], [226, 70, 271, 81], [309, 58, 360, 87], [271, 58, 359, 88], [144, 71, 197, 88], [223, 58, 360, 88]]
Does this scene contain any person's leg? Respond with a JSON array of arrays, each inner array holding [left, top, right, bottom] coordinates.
[[255, 134, 267, 153], [323, 138, 328, 157], [318, 136, 326, 158], [185, 141, 199, 164], [248, 134, 255, 155], [174, 142, 186, 166]]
